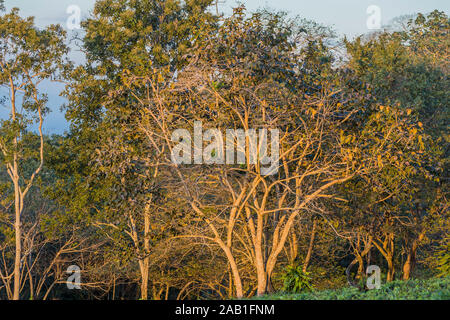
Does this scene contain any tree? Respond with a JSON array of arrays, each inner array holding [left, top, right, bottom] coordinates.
[[0, 7, 68, 299], [58, 0, 217, 300], [343, 11, 448, 281], [124, 7, 425, 297]]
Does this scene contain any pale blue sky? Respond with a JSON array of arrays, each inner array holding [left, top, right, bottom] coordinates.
[[6, 0, 449, 37], [2, 0, 449, 134]]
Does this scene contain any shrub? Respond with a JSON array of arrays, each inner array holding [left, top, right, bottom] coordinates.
[[280, 264, 313, 293], [255, 277, 450, 300]]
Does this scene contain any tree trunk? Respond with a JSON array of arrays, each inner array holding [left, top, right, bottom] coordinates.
[[222, 245, 243, 298], [402, 232, 424, 280], [303, 218, 317, 273], [140, 261, 149, 300], [266, 271, 274, 293], [373, 230, 395, 282], [386, 255, 395, 281], [13, 177, 21, 300], [402, 255, 413, 281], [256, 266, 267, 296], [11, 80, 21, 301], [287, 231, 298, 265], [255, 213, 267, 296], [346, 236, 372, 286], [12, 125, 22, 300], [140, 203, 151, 300]]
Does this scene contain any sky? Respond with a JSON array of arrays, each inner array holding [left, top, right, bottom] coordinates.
[[2, 0, 450, 134]]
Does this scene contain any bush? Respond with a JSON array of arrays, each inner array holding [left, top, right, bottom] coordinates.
[[255, 277, 450, 300], [280, 264, 313, 293]]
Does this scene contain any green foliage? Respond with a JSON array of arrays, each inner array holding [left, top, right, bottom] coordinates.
[[436, 237, 450, 277], [280, 264, 313, 293], [256, 277, 450, 300], [345, 10, 449, 139], [1, 1, 448, 300], [0, 6, 69, 171]]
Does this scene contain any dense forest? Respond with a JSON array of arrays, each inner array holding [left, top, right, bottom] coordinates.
[[0, 0, 448, 300]]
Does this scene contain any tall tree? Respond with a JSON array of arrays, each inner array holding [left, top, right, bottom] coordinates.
[[0, 7, 68, 299], [344, 11, 448, 280], [58, 0, 217, 299], [128, 7, 426, 296]]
